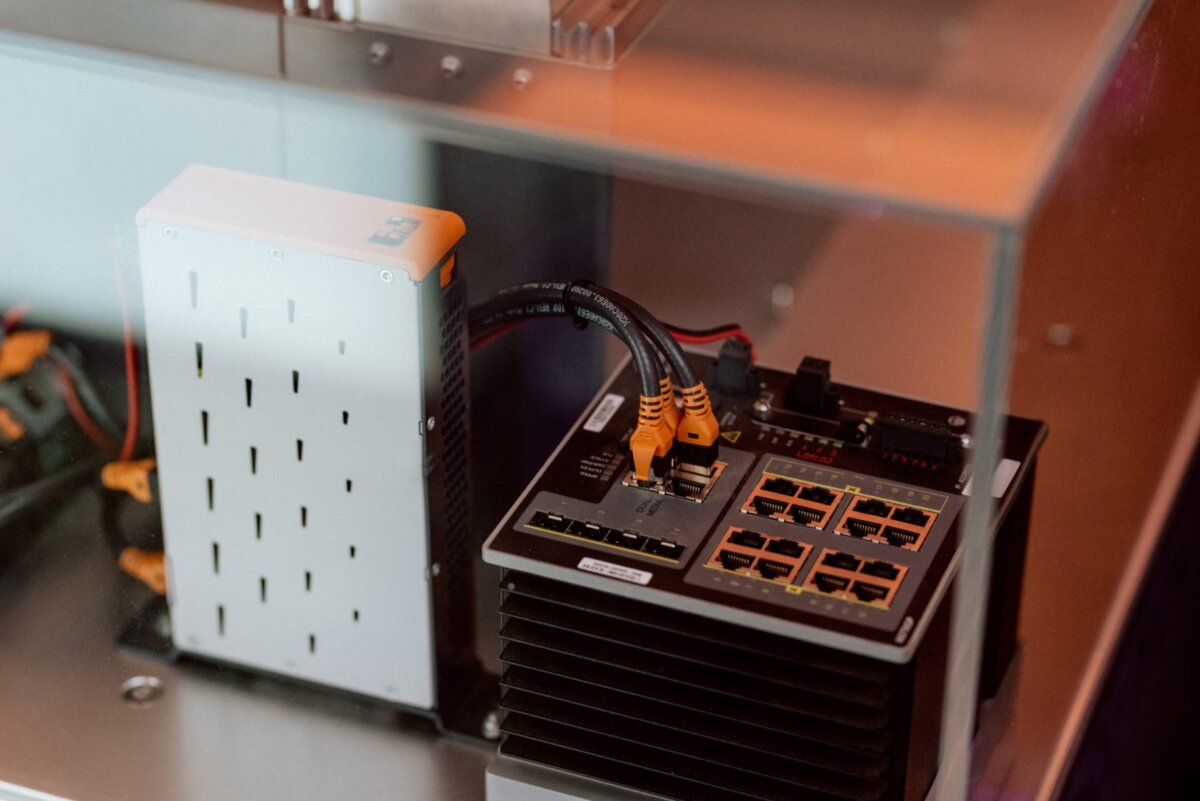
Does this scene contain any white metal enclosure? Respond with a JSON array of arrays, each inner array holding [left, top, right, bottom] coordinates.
[[138, 166, 441, 707]]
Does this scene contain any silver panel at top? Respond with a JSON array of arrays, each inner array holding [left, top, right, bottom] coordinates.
[[357, 0, 552, 55]]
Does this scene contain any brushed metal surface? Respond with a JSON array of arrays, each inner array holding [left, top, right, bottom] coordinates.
[[0, 492, 490, 801], [0, 0, 280, 77], [358, 0, 551, 55]]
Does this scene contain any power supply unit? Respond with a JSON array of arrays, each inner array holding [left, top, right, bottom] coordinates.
[[483, 347, 1046, 801], [137, 165, 487, 731]]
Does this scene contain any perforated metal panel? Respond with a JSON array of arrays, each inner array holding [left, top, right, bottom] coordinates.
[[138, 168, 447, 708]]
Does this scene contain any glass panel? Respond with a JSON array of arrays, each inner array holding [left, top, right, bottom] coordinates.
[[2, 0, 1151, 222], [2, 3, 1196, 801]]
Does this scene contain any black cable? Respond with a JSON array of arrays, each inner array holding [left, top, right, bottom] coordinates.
[[662, 322, 747, 338], [0, 454, 107, 530], [585, 286, 698, 389], [469, 282, 664, 397]]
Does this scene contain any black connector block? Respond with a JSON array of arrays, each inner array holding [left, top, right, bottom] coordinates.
[[875, 412, 963, 468], [786, 356, 840, 419], [710, 338, 759, 396]]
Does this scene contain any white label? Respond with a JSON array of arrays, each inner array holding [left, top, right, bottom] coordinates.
[[583, 393, 625, 433], [577, 557, 652, 586], [963, 458, 1021, 498]]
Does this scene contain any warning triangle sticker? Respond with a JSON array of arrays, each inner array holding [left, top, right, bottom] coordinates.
[[720, 430, 742, 444]]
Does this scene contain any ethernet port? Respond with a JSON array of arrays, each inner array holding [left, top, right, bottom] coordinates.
[[761, 477, 799, 496], [671, 476, 708, 498], [765, 538, 804, 558], [606, 529, 647, 550], [756, 559, 793, 581], [750, 496, 788, 517], [861, 560, 901, 581], [821, 551, 862, 572], [883, 527, 918, 547], [789, 506, 823, 526], [892, 507, 931, 527], [799, 486, 837, 506], [645, 539, 685, 560], [532, 511, 570, 532], [852, 582, 889, 603], [853, 498, 891, 518], [812, 573, 850, 594], [718, 550, 754, 571], [729, 529, 767, 549], [845, 519, 880, 538], [568, 520, 607, 542]]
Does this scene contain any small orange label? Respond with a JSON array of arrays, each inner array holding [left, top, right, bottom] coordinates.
[[439, 253, 457, 289], [119, 547, 166, 595], [0, 407, 25, 441], [0, 330, 51, 379], [102, 458, 157, 503]]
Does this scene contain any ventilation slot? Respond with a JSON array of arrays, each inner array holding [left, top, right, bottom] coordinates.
[[296, 439, 304, 462], [201, 410, 209, 445], [305, 571, 312, 591], [211, 542, 220, 574], [206, 477, 214, 510], [292, 370, 300, 394], [288, 298, 295, 323], [435, 290, 472, 654], [254, 512, 262, 540], [342, 410, 349, 425], [250, 446, 258, 475], [245, 378, 253, 408], [217, 604, 225, 636], [338, 339, 346, 355], [195, 342, 203, 376], [498, 570, 905, 801], [300, 506, 308, 528], [189, 270, 198, 309], [259, 577, 267, 603], [239, 307, 248, 338]]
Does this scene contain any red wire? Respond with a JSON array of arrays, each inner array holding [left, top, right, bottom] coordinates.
[[2, 302, 30, 333], [115, 265, 139, 462], [57, 366, 119, 453], [471, 319, 758, 363], [668, 329, 757, 362], [469, 321, 523, 351]]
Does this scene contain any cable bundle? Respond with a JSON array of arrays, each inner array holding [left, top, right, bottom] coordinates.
[[469, 281, 737, 484]]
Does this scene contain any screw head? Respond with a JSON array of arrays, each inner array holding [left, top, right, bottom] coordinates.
[[481, 710, 501, 740], [752, 397, 772, 421], [379, 269, 395, 283], [368, 41, 393, 67], [512, 68, 533, 90], [948, 414, 967, 427], [121, 675, 164, 705], [426, 416, 436, 431], [440, 55, 463, 79], [270, 247, 283, 260], [769, 283, 795, 315], [163, 227, 176, 239], [1045, 323, 1076, 348]]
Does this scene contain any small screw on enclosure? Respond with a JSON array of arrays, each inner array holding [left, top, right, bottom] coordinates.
[[441, 55, 463, 79], [368, 41, 393, 67], [121, 675, 164, 705]]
